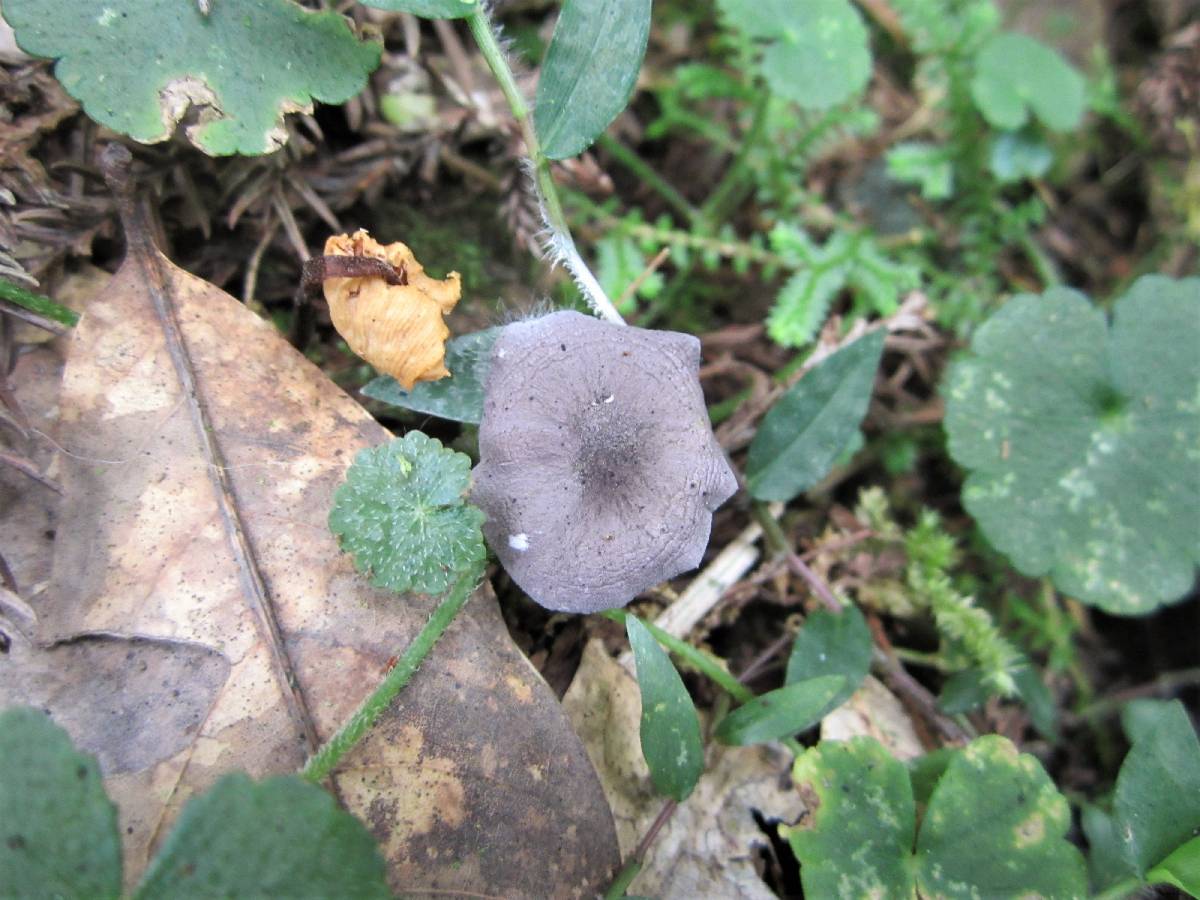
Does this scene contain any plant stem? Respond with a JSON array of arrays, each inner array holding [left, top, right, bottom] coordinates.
[[0, 278, 79, 327], [598, 133, 700, 225], [464, 8, 623, 325], [301, 568, 479, 783]]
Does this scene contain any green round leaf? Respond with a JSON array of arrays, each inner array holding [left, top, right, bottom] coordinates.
[[989, 129, 1055, 183], [970, 32, 1085, 132], [534, 0, 652, 159], [916, 735, 1087, 899], [359, 0, 477, 18], [785, 605, 871, 716], [328, 431, 486, 596], [715, 675, 845, 745], [0, 707, 122, 900], [625, 616, 704, 802], [133, 773, 390, 899], [4, 0, 381, 156], [716, 0, 871, 110], [943, 278, 1200, 614], [747, 330, 885, 502], [786, 737, 916, 898]]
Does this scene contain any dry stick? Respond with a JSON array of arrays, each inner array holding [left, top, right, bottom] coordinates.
[[0, 298, 68, 336], [0, 451, 62, 495]]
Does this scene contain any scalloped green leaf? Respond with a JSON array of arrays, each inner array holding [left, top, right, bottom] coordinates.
[[625, 616, 704, 802], [943, 277, 1200, 614], [534, 0, 652, 159], [917, 735, 1087, 898], [4, 0, 381, 156], [133, 774, 390, 899], [0, 707, 122, 900], [786, 737, 916, 898], [715, 675, 845, 745], [970, 31, 1085, 132], [328, 431, 486, 596], [359, 0, 478, 18], [785, 605, 871, 716], [362, 327, 499, 425], [715, 0, 871, 109], [747, 330, 886, 501]]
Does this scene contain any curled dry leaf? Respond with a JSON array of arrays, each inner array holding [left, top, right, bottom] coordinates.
[[322, 229, 461, 391]]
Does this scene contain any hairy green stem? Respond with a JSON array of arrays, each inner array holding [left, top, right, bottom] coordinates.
[[301, 568, 479, 783], [0, 278, 79, 327]]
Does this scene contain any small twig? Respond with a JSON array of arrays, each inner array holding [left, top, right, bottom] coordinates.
[[616, 247, 671, 311], [1068, 667, 1200, 726], [0, 298, 69, 336], [0, 451, 62, 494]]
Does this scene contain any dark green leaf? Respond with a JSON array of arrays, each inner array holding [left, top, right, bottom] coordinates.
[[715, 675, 845, 745], [943, 277, 1200, 614], [328, 431, 486, 595], [0, 707, 122, 900], [787, 737, 916, 898], [133, 773, 390, 899], [625, 616, 704, 802], [5, 0, 381, 156], [970, 31, 1085, 132], [362, 327, 499, 424], [359, 0, 477, 18], [938, 668, 990, 714], [534, 0, 651, 159], [1013, 660, 1058, 740], [916, 736, 1088, 898], [1148, 836, 1200, 895], [746, 331, 886, 501], [908, 747, 959, 807], [1082, 805, 1133, 892], [989, 130, 1054, 183], [1114, 700, 1200, 877], [784, 605, 871, 717]]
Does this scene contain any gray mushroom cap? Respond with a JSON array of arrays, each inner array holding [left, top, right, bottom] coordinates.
[[472, 310, 738, 614]]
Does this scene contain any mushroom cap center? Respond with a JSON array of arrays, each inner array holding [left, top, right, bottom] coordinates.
[[572, 393, 651, 502]]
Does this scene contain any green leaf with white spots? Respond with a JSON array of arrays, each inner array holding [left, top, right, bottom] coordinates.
[[970, 31, 1085, 132], [625, 616, 704, 802], [4, 0, 381, 156], [359, 0, 478, 18], [714, 675, 845, 745], [943, 277, 1200, 614], [785, 605, 871, 716], [715, 0, 871, 110], [786, 738, 916, 898], [915, 735, 1088, 899], [0, 708, 122, 899], [328, 431, 486, 596]]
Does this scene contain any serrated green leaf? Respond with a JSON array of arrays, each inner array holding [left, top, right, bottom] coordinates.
[[887, 141, 955, 200], [766, 267, 848, 347], [359, 0, 477, 18], [784, 605, 871, 718], [786, 738, 916, 898], [989, 129, 1055, 182], [716, 0, 871, 110], [916, 735, 1088, 898], [0, 707, 122, 900], [625, 616, 704, 802], [970, 31, 1085, 132], [362, 327, 498, 425], [1114, 700, 1200, 879], [943, 277, 1200, 614], [133, 773, 390, 899], [715, 675, 845, 745], [328, 431, 485, 596], [534, 0, 651, 159], [5, 0, 380, 156], [747, 330, 886, 502], [1148, 836, 1200, 895]]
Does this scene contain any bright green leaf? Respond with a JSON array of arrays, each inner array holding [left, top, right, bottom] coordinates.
[[362, 327, 498, 425], [943, 277, 1200, 614], [1114, 700, 1200, 878], [328, 431, 486, 596], [716, 0, 871, 110], [970, 31, 1085, 132], [715, 675, 845, 745], [5, 0, 381, 156], [534, 0, 651, 159], [0, 707, 122, 900], [625, 616, 704, 802], [133, 773, 390, 899], [767, 267, 849, 348], [916, 736, 1088, 898], [747, 330, 886, 501], [359, 0, 477, 18], [786, 737, 916, 898], [1148, 835, 1200, 895], [989, 129, 1055, 182], [596, 235, 664, 315], [785, 605, 871, 717], [887, 141, 955, 200]]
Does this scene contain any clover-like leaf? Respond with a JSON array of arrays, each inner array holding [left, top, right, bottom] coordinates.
[[943, 277, 1200, 614], [328, 431, 486, 596], [785, 604, 872, 715], [362, 327, 499, 425], [359, 0, 477, 18], [0, 708, 122, 900], [133, 773, 390, 899], [715, 0, 871, 110], [970, 31, 1085, 132], [4, 0, 381, 156]]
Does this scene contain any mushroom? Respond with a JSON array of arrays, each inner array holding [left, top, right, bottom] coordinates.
[[472, 311, 738, 613]]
